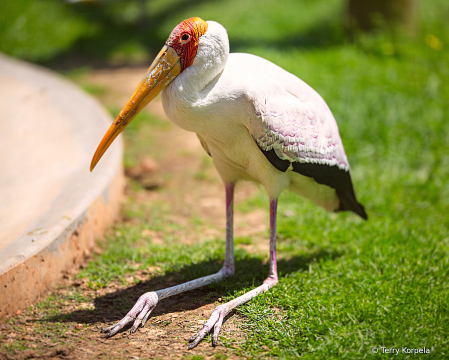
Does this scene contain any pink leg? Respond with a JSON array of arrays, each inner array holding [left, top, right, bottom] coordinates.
[[222, 183, 235, 276], [101, 183, 236, 338], [189, 198, 279, 349]]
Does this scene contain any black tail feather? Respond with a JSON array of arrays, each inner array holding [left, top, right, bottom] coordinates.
[[336, 189, 368, 220], [256, 146, 368, 220]]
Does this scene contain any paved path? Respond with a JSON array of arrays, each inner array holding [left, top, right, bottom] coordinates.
[[0, 54, 124, 318]]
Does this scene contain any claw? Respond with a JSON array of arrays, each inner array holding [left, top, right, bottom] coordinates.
[[188, 335, 204, 350], [188, 324, 212, 349], [104, 315, 134, 338], [130, 320, 140, 333], [105, 324, 122, 338]]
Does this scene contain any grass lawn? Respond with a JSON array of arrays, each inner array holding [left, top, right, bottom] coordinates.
[[1, 0, 449, 359]]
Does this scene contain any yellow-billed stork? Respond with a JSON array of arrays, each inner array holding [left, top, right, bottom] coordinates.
[[91, 17, 367, 348]]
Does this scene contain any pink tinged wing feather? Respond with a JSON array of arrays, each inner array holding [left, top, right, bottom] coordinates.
[[247, 85, 350, 171]]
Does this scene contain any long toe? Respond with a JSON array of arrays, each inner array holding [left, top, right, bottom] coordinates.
[[212, 312, 225, 347], [105, 321, 128, 338]]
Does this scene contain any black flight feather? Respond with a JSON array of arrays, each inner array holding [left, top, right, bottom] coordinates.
[[257, 147, 368, 220]]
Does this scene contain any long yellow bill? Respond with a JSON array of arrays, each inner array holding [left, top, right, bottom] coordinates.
[[90, 45, 181, 171]]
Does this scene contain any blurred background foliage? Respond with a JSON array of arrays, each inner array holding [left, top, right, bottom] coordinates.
[[0, 0, 447, 67]]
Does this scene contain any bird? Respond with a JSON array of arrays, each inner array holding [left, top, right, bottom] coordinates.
[[90, 17, 367, 349]]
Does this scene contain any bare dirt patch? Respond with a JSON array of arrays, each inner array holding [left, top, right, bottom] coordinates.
[[1, 271, 246, 360]]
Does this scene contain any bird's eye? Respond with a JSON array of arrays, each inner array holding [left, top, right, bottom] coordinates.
[[181, 33, 190, 41]]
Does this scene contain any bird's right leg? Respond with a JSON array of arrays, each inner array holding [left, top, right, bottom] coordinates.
[[101, 183, 236, 337], [188, 197, 279, 348]]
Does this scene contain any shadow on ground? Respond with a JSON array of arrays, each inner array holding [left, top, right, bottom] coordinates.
[[45, 248, 342, 335]]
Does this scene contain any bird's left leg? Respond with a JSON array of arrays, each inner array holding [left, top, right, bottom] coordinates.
[[100, 183, 236, 338], [189, 198, 279, 349]]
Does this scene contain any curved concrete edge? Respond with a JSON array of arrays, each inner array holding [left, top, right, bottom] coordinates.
[[0, 53, 125, 319], [0, 169, 124, 319]]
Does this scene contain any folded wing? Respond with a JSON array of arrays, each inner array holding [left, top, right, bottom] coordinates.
[[246, 84, 367, 220]]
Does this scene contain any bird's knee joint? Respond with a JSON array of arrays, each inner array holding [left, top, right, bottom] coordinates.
[[219, 263, 235, 277], [263, 276, 278, 288]]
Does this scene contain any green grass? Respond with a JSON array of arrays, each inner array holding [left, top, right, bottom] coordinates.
[[3, 0, 449, 358], [0, 0, 96, 61], [231, 7, 449, 356]]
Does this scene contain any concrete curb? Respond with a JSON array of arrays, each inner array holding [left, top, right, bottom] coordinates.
[[0, 54, 125, 318]]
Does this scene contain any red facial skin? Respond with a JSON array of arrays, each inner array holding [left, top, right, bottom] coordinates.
[[166, 17, 208, 71]]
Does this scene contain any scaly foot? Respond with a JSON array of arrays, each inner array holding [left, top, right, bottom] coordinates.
[[100, 270, 228, 338], [101, 291, 158, 337], [189, 279, 276, 349], [189, 304, 228, 349]]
